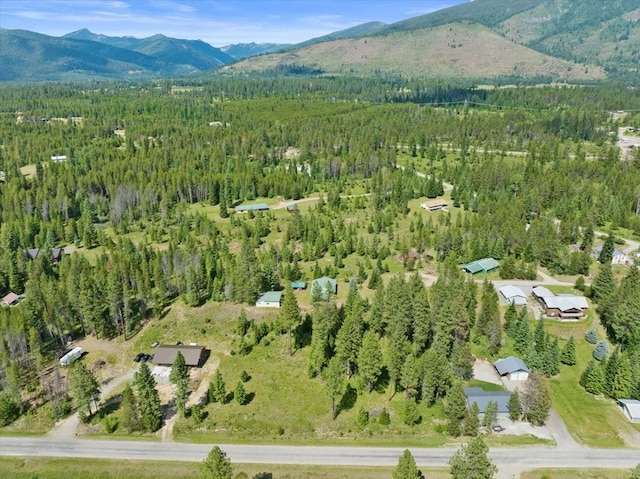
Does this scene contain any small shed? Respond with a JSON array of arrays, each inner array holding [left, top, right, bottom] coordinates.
[[291, 281, 307, 290], [499, 285, 527, 306], [234, 203, 269, 213], [50, 155, 67, 163], [152, 345, 206, 367], [1, 292, 20, 306], [256, 291, 283, 308], [311, 276, 338, 297], [462, 258, 499, 274], [619, 399, 640, 423], [464, 387, 512, 418], [494, 356, 529, 381]]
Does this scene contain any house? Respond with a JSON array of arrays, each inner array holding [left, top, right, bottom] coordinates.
[[234, 203, 269, 213], [50, 155, 67, 163], [531, 286, 588, 320], [494, 356, 530, 381], [1, 292, 20, 307], [593, 246, 634, 266], [256, 291, 283, 308], [291, 281, 307, 290], [311, 276, 338, 298], [24, 248, 40, 260], [152, 345, 206, 367], [499, 285, 527, 306], [420, 199, 448, 212], [619, 399, 640, 423], [24, 248, 65, 263], [461, 258, 499, 274], [464, 387, 512, 418]]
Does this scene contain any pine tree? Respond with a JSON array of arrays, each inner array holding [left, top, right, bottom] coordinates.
[[234, 380, 247, 405], [446, 380, 468, 437], [503, 302, 518, 337], [135, 362, 163, 432], [463, 402, 480, 436], [483, 400, 498, 428], [560, 336, 577, 366], [514, 310, 531, 354], [68, 361, 100, 422], [451, 342, 474, 380], [170, 351, 189, 417], [605, 351, 631, 399], [120, 384, 139, 432], [598, 232, 614, 264], [629, 464, 640, 479], [209, 370, 227, 404], [521, 371, 552, 425], [542, 338, 560, 377], [508, 390, 521, 421], [279, 285, 302, 356], [449, 436, 497, 479], [477, 279, 499, 337], [400, 353, 420, 399], [325, 356, 345, 420], [393, 449, 421, 479], [202, 446, 233, 479], [357, 330, 383, 393], [534, 319, 546, 354]]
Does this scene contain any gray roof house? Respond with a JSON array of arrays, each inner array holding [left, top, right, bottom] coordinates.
[[494, 356, 530, 381], [461, 257, 499, 274], [256, 291, 283, 308], [464, 387, 512, 416], [619, 399, 640, 423]]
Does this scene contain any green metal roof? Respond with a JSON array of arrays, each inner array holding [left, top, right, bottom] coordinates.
[[311, 277, 337, 294], [462, 257, 499, 274], [291, 281, 307, 289], [235, 203, 269, 212], [256, 291, 283, 303]]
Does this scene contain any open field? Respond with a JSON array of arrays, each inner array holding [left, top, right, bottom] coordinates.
[[521, 469, 631, 479]]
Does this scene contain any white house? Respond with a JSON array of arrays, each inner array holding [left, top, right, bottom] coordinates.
[[619, 399, 640, 423], [420, 199, 448, 212], [494, 356, 529, 381]]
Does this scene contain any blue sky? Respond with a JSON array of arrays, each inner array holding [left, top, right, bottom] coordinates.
[[0, 0, 469, 46]]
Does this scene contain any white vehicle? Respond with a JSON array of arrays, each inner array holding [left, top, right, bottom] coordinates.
[[59, 347, 84, 366]]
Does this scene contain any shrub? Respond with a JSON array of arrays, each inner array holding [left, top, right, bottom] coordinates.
[[593, 340, 609, 361], [356, 407, 369, 429], [240, 370, 250, 382], [402, 400, 422, 425], [585, 329, 598, 344], [0, 393, 20, 426], [378, 408, 391, 425], [104, 415, 118, 433]]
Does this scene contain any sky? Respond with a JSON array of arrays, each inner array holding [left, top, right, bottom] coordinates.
[[0, 0, 469, 46]]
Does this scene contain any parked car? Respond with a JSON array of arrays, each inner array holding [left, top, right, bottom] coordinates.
[[134, 353, 145, 363], [492, 425, 505, 433]]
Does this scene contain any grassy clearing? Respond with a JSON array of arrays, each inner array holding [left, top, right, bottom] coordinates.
[[521, 469, 630, 479], [0, 457, 451, 479], [549, 337, 632, 448]]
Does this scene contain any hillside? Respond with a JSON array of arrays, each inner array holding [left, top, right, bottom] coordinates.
[[223, 22, 605, 82], [0, 29, 194, 82], [64, 29, 233, 70], [221, 42, 290, 60]]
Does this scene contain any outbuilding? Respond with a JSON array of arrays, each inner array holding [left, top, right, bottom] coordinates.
[[1, 292, 20, 307], [499, 285, 527, 306], [462, 258, 499, 274], [256, 291, 283, 308], [619, 399, 640, 423], [494, 356, 529, 381], [420, 199, 448, 212], [234, 203, 269, 213], [311, 276, 338, 298], [464, 387, 512, 418]]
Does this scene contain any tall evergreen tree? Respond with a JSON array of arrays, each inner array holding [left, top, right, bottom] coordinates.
[[208, 370, 227, 404], [508, 389, 521, 421], [120, 384, 139, 432], [357, 329, 383, 393], [135, 362, 163, 432], [68, 361, 100, 422], [279, 285, 302, 356], [560, 336, 577, 366], [324, 356, 345, 420], [170, 351, 189, 417], [521, 371, 552, 425]]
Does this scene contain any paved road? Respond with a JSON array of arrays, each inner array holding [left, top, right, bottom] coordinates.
[[1, 437, 638, 477]]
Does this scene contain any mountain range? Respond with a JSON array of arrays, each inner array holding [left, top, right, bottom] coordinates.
[[1, 0, 638, 83]]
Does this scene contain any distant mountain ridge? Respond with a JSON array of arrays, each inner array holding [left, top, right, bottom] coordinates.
[[220, 42, 290, 60], [64, 29, 233, 70]]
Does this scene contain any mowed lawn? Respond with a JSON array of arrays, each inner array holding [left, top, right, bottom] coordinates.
[[521, 468, 630, 479], [550, 338, 634, 448]]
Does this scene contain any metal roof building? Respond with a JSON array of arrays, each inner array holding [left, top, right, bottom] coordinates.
[[464, 387, 512, 415], [499, 285, 527, 306], [256, 291, 283, 308], [152, 345, 206, 367], [494, 356, 530, 381], [462, 257, 499, 274], [234, 203, 269, 212]]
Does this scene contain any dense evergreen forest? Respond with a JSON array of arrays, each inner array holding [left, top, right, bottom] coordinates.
[[1, 78, 639, 433]]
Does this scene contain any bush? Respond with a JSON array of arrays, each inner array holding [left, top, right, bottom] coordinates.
[[240, 370, 250, 382], [402, 400, 422, 425], [585, 329, 598, 344], [378, 408, 390, 425], [104, 415, 118, 433], [593, 340, 609, 361], [356, 407, 369, 429], [0, 393, 20, 426]]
